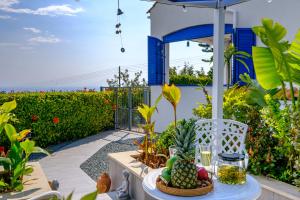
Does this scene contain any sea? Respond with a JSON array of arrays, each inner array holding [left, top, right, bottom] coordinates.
[[0, 86, 102, 93]]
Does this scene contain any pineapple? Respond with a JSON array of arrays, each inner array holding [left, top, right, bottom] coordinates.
[[171, 119, 197, 189]]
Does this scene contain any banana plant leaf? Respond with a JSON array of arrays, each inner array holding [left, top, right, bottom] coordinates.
[[252, 47, 282, 89], [252, 19, 300, 90]]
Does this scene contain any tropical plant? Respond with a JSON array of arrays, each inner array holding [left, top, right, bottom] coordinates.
[[239, 73, 279, 107], [224, 44, 251, 89], [252, 18, 300, 108], [137, 94, 162, 163], [199, 43, 251, 89], [162, 84, 181, 127], [0, 100, 49, 193]]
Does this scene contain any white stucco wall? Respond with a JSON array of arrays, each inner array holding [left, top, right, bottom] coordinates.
[[150, 0, 300, 43], [151, 86, 212, 132], [150, 4, 233, 39], [231, 0, 300, 44], [149, 0, 300, 133]]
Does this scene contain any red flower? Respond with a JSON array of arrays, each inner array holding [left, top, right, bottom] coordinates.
[[32, 115, 38, 122], [0, 146, 5, 157], [53, 117, 60, 124], [0, 146, 5, 153]]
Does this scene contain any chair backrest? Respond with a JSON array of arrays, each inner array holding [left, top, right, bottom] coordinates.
[[195, 119, 248, 163]]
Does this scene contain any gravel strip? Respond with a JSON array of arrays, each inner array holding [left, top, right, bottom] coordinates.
[[80, 137, 143, 181]]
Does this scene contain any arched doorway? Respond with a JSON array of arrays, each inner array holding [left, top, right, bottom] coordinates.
[[148, 24, 256, 85]]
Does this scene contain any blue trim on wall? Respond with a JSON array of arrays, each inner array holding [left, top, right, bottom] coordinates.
[[148, 36, 165, 85], [233, 28, 256, 85], [163, 24, 233, 43]]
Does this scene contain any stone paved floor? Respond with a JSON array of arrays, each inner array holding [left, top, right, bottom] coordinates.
[[39, 130, 143, 200]]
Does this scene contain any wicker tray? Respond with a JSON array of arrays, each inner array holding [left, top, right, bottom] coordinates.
[[156, 178, 213, 197]]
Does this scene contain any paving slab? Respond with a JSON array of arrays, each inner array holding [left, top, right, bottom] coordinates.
[[39, 130, 143, 200]]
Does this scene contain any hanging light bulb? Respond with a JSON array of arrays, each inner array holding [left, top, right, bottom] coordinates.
[[267, 0, 272, 3], [186, 41, 190, 47], [182, 5, 187, 13]]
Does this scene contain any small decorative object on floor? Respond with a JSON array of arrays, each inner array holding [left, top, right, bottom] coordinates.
[[49, 180, 60, 191], [97, 173, 111, 193], [116, 170, 130, 200]]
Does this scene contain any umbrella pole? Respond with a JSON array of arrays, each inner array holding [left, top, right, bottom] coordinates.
[[212, 3, 225, 161]]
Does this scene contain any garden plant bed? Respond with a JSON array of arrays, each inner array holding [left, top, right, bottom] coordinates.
[[0, 162, 51, 200], [108, 151, 300, 200]]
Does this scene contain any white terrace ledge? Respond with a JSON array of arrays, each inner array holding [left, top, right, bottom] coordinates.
[[108, 151, 300, 200], [255, 175, 300, 200]]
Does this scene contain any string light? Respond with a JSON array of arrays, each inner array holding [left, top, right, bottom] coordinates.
[[267, 0, 272, 3], [182, 5, 187, 12]]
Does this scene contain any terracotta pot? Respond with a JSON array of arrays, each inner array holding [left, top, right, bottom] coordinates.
[[97, 173, 111, 193]]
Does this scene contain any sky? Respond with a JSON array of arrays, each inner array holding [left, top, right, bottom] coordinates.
[[0, 0, 211, 89]]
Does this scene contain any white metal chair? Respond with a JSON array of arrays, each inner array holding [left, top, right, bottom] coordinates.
[[195, 119, 248, 164]]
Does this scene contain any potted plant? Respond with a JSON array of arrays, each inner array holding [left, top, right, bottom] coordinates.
[[133, 84, 183, 168]]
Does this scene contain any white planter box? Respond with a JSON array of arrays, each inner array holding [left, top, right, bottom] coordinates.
[[108, 151, 156, 200], [108, 151, 300, 200]]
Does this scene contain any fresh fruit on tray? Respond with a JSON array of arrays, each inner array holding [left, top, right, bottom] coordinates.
[[197, 167, 209, 180], [156, 176, 213, 197], [166, 156, 177, 170], [171, 120, 198, 189], [161, 168, 171, 185], [156, 120, 214, 197]]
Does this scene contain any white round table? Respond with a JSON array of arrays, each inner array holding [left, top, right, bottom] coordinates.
[[143, 169, 261, 200]]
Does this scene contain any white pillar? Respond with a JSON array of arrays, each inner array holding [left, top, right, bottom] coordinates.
[[212, 3, 225, 160], [212, 5, 225, 120]]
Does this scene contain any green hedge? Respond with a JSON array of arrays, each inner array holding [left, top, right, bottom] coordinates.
[[170, 75, 212, 86], [0, 92, 115, 147]]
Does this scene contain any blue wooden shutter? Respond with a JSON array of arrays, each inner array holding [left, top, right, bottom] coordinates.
[[233, 28, 256, 84], [148, 36, 164, 85]]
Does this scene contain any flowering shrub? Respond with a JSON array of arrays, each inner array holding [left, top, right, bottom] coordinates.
[[0, 92, 114, 148]]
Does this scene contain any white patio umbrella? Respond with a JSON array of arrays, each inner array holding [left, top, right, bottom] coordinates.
[[146, 0, 253, 157]]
